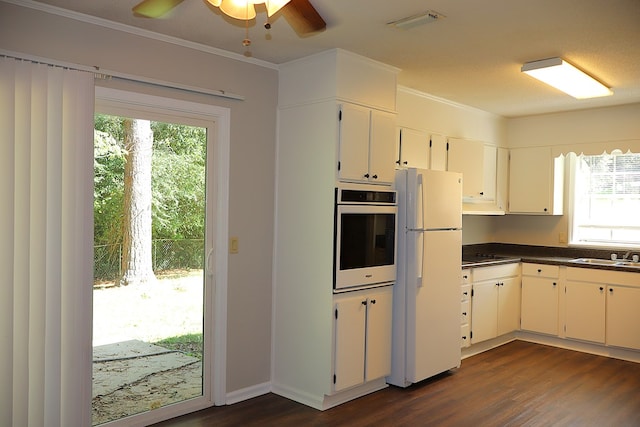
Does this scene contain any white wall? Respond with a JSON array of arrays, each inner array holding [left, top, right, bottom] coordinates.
[[0, 2, 277, 394], [397, 86, 508, 146]]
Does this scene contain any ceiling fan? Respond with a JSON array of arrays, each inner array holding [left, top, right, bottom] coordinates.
[[132, 0, 326, 34]]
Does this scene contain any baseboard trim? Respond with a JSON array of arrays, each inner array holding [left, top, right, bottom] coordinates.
[[225, 381, 271, 405], [516, 331, 640, 364], [271, 378, 388, 411], [462, 331, 640, 364]]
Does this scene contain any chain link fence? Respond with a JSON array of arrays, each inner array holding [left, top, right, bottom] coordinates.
[[94, 239, 204, 282]]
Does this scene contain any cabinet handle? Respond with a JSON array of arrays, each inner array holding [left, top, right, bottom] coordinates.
[[462, 336, 467, 340], [372, 174, 378, 179], [463, 275, 468, 279], [364, 173, 370, 178], [479, 191, 484, 196], [403, 161, 408, 165], [609, 288, 614, 294], [537, 269, 542, 273], [362, 300, 367, 306], [599, 287, 604, 291], [370, 299, 376, 305], [462, 312, 467, 316], [463, 291, 468, 296], [552, 282, 557, 287], [543, 208, 548, 212]]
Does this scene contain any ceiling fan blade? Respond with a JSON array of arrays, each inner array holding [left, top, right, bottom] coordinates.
[[282, 0, 326, 34], [132, 0, 185, 18]]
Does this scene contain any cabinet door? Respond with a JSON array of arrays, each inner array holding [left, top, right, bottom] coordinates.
[[369, 110, 396, 184], [496, 147, 509, 211], [521, 276, 559, 335], [481, 145, 497, 202], [447, 138, 485, 199], [430, 134, 447, 171], [398, 128, 429, 169], [606, 285, 640, 350], [364, 288, 393, 381], [565, 281, 606, 343], [509, 147, 564, 215], [471, 280, 498, 344], [497, 276, 521, 336], [338, 103, 370, 182], [334, 295, 366, 391]]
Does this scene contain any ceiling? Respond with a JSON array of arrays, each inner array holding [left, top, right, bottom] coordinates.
[[28, 0, 640, 117]]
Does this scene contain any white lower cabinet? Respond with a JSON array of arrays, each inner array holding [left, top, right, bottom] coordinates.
[[565, 267, 640, 350], [521, 263, 560, 336], [606, 285, 640, 350], [460, 270, 472, 348], [333, 287, 392, 392], [470, 263, 521, 344], [565, 281, 606, 343]]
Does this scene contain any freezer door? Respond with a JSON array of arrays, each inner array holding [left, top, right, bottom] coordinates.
[[407, 229, 462, 383], [416, 170, 462, 230]]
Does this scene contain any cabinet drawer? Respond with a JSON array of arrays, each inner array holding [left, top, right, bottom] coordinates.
[[461, 269, 472, 284], [461, 324, 470, 348], [522, 263, 559, 278], [461, 300, 470, 324], [567, 267, 640, 286], [461, 284, 471, 302], [473, 263, 520, 282]]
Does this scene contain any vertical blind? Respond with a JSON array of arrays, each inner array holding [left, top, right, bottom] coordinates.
[[0, 56, 94, 427]]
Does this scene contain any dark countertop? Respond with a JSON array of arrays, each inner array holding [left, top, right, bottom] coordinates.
[[461, 243, 640, 273]]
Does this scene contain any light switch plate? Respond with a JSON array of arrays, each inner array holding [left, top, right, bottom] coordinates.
[[230, 237, 239, 254]]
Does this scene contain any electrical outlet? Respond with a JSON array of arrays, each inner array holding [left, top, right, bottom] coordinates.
[[230, 237, 239, 254], [558, 232, 567, 244]]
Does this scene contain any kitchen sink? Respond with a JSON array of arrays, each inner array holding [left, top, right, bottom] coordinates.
[[570, 258, 619, 265], [570, 258, 640, 268], [616, 260, 640, 267]]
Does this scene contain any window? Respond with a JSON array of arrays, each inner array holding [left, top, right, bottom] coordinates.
[[571, 150, 640, 246]]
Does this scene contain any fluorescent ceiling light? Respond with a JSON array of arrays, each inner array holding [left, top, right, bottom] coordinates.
[[387, 10, 445, 30], [521, 57, 613, 99]]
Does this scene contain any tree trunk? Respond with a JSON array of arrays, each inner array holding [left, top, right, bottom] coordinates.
[[120, 118, 156, 286]]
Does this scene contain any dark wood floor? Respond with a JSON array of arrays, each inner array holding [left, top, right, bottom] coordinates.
[[153, 341, 640, 426]]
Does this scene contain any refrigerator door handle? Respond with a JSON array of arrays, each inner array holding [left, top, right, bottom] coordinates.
[[416, 231, 424, 287], [417, 173, 424, 230]]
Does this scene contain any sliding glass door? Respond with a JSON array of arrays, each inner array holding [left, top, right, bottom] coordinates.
[[93, 88, 229, 426]]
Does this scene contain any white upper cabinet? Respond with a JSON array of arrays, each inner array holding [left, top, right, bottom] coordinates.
[[338, 103, 396, 185], [495, 148, 509, 212], [509, 147, 564, 215], [481, 145, 497, 202], [447, 138, 488, 200], [430, 134, 448, 171], [369, 109, 397, 184], [396, 127, 430, 170]]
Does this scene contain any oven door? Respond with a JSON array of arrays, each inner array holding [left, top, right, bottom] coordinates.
[[335, 204, 397, 290]]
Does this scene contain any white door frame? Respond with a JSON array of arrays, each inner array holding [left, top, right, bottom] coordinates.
[[94, 86, 229, 426]]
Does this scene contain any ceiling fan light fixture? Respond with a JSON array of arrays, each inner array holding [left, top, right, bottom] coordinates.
[[264, 0, 291, 17], [521, 57, 612, 99], [205, 0, 289, 20], [217, 0, 257, 20]]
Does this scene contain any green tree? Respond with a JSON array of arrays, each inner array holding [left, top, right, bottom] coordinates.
[[93, 114, 207, 281], [120, 118, 156, 286]]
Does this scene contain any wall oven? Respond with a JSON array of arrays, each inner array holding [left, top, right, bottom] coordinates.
[[334, 185, 397, 291]]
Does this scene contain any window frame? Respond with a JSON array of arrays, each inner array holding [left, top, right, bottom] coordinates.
[[568, 151, 640, 249]]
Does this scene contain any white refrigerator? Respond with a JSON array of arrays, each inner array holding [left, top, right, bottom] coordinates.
[[388, 168, 463, 387]]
